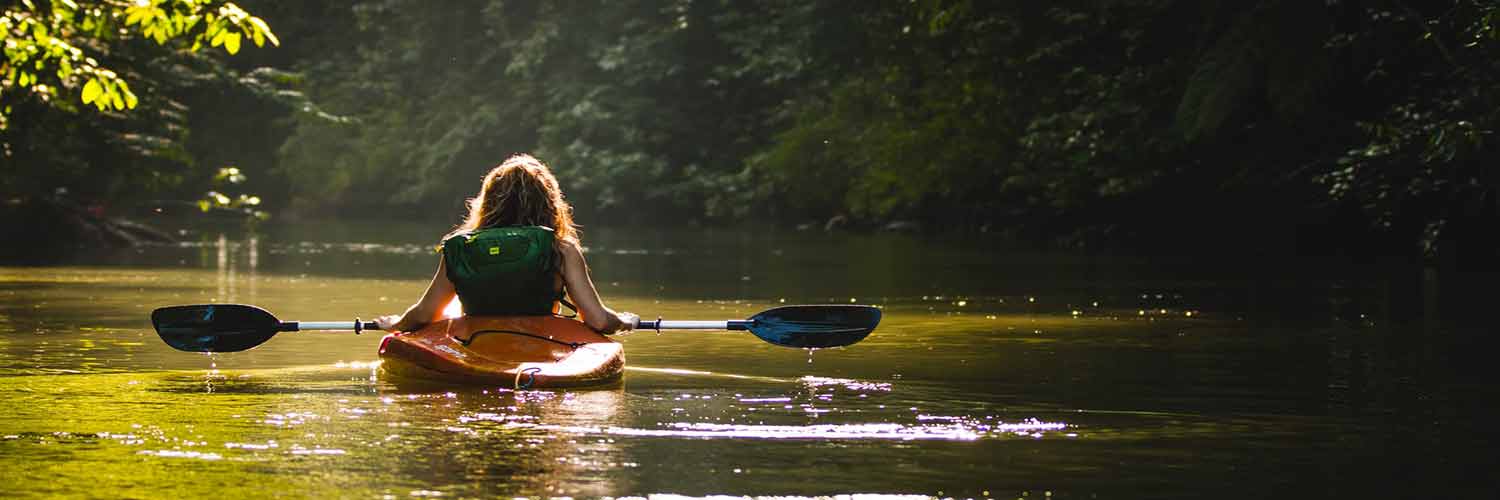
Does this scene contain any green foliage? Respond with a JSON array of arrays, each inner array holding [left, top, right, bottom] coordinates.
[[9, 0, 1492, 257], [1314, 1, 1500, 255], [0, 0, 293, 220], [197, 166, 266, 219], [1, 0, 278, 129]]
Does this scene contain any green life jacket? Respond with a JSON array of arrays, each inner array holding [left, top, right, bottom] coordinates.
[[441, 225, 561, 316]]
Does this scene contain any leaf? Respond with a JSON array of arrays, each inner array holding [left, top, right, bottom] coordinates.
[[125, 6, 150, 26], [109, 88, 124, 110], [224, 32, 241, 54], [118, 80, 138, 109], [81, 78, 101, 103], [250, 17, 279, 46]]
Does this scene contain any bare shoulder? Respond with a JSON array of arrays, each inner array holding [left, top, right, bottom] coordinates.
[[554, 239, 585, 264]]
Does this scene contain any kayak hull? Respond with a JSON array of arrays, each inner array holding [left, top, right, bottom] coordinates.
[[378, 316, 624, 388]]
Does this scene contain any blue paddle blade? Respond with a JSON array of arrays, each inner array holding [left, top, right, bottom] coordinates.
[[151, 304, 283, 352], [746, 305, 881, 348]]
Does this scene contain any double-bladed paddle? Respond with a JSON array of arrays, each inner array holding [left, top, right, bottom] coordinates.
[[150, 304, 881, 353]]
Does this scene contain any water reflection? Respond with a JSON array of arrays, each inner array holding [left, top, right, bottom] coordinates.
[[364, 384, 629, 495], [3, 223, 1500, 497], [212, 234, 258, 305]]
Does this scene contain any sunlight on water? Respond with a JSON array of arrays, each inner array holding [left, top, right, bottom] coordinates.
[[800, 376, 893, 392], [614, 496, 937, 500], [502, 419, 1066, 441], [137, 449, 224, 460], [3, 225, 1491, 498], [626, 366, 799, 383]]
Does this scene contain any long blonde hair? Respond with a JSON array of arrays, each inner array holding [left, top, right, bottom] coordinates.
[[447, 154, 578, 243]]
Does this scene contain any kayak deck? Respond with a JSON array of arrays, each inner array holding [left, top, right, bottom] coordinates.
[[377, 316, 623, 388]]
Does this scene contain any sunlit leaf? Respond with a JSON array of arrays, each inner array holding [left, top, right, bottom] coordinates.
[[119, 80, 138, 109], [125, 6, 150, 26], [81, 78, 101, 103], [224, 32, 241, 54], [249, 17, 278, 46]]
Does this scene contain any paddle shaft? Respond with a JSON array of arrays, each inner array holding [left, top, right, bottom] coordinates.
[[281, 319, 750, 332], [283, 321, 380, 332], [637, 320, 750, 331]]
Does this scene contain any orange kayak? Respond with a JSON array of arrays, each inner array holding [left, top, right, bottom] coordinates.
[[377, 316, 624, 388]]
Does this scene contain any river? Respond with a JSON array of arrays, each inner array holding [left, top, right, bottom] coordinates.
[[0, 219, 1495, 498]]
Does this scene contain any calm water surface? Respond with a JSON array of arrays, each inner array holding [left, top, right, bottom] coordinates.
[[1, 220, 1496, 498]]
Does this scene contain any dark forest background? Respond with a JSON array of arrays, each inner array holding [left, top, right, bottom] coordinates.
[[4, 0, 1498, 262]]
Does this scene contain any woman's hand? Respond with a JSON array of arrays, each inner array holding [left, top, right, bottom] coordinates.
[[374, 314, 405, 332], [616, 312, 639, 333]]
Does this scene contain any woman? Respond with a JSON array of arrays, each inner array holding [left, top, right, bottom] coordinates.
[[375, 154, 636, 334]]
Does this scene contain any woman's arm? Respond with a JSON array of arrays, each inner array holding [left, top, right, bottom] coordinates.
[[558, 241, 636, 333], [375, 257, 457, 332]]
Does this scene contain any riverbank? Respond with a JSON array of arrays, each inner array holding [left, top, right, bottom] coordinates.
[[0, 197, 176, 263]]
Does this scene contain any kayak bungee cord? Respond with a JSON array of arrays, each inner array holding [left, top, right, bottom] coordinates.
[[459, 329, 586, 350]]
